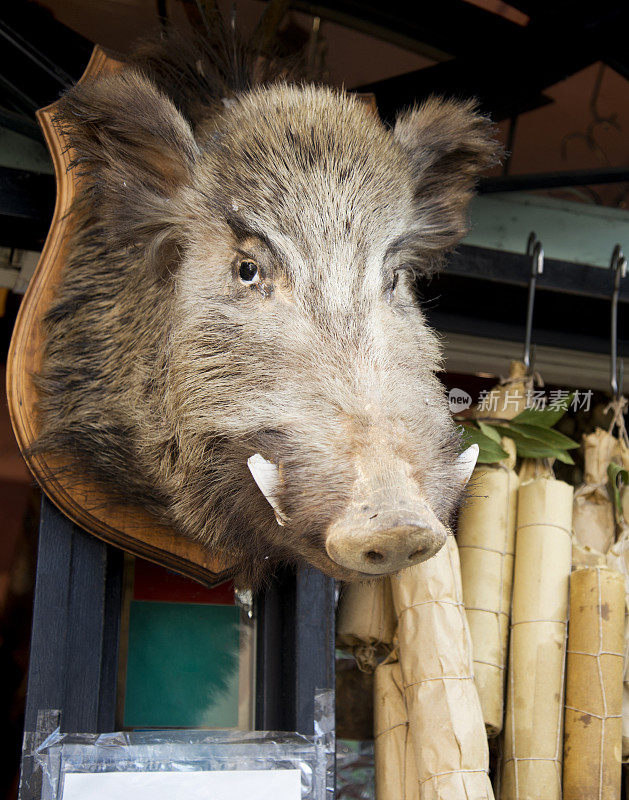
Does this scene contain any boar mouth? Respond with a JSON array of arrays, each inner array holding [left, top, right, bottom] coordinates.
[[247, 445, 479, 577], [247, 453, 290, 526], [323, 444, 479, 577]]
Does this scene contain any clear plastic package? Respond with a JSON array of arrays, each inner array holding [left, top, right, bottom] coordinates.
[[30, 691, 335, 800]]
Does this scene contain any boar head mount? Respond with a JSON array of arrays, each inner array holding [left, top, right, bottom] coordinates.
[[36, 32, 499, 587]]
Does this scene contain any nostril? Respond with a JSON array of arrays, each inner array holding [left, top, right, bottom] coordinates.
[[408, 548, 425, 560], [365, 550, 385, 563]]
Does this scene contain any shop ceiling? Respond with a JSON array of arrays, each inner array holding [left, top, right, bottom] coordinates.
[[2, 1, 629, 129], [0, 0, 628, 360]]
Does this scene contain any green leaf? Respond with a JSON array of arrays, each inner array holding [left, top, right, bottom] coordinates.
[[460, 425, 508, 464], [515, 442, 565, 459], [553, 450, 575, 465], [511, 392, 575, 428], [476, 447, 508, 464], [490, 425, 543, 448], [491, 425, 574, 463], [608, 462, 629, 518], [477, 421, 502, 444], [507, 422, 578, 451]]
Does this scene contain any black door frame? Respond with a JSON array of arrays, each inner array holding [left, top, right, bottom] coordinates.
[[22, 495, 336, 737]]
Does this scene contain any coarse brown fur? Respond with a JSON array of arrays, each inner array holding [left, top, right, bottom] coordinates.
[[35, 26, 500, 587]]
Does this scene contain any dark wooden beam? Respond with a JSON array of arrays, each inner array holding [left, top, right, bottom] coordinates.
[[423, 244, 629, 358], [256, 565, 335, 735], [479, 166, 629, 194], [605, 55, 629, 83], [357, 1, 628, 121], [0, 1, 91, 114], [23, 498, 123, 734], [513, 0, 629, 86], [0, 107, 43, 141], [0, 166, 54, 249], [286, 0, 525, 62], [448, 244, 629, 302]]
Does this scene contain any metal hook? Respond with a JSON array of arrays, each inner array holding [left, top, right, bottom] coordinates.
[[523, 232, 544, 371], [610, 244, 627, 398]]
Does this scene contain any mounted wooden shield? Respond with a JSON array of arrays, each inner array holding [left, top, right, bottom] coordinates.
[[6, 46, 238, 586]]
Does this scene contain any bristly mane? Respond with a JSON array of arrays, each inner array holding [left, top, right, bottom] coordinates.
[[129, 17, 313, 131]]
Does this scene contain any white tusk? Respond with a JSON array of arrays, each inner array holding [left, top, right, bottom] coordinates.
[[247, 453, 289, 526], [456, 444, 479, 486]]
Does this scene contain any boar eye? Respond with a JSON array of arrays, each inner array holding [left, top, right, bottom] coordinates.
[[238, 260, 260, 284]]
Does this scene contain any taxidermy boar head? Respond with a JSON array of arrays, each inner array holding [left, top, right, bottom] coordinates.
[[36, 26, 498, 586]]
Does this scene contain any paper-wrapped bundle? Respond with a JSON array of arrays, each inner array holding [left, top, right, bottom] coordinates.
[[337, 579, 396, 671], [615, 436, 629, 789], [572, 428, 617, 556], [391, 533, 493, 800], [606, 429, 629, 760], [573, 541, 609, 569], [518, 457, 554, 484], [458, 441, 519, 736], [476, 360, 529, 421], [374, 655, 419, 800], [563, 567, 624, 799], [501, 477, 573, 800], [608, 521, 629, 761]]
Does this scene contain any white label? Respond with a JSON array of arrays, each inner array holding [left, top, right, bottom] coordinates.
[[61, 769, 301, 800]]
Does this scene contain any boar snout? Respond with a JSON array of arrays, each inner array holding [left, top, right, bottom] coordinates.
[[325, 500, 448, 575]]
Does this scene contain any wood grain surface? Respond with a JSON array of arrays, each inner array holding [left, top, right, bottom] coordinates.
[[6, 46, 238, 586]]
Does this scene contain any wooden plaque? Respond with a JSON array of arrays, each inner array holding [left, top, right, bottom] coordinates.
[[6, 46, 238, 587]]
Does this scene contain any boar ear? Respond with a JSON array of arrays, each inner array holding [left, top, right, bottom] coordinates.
[[393, 97, 500, 273], [55, 70, 199, 275]]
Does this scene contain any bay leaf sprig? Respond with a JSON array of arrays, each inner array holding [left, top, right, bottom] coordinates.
[[458, 394, 578, 465]]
